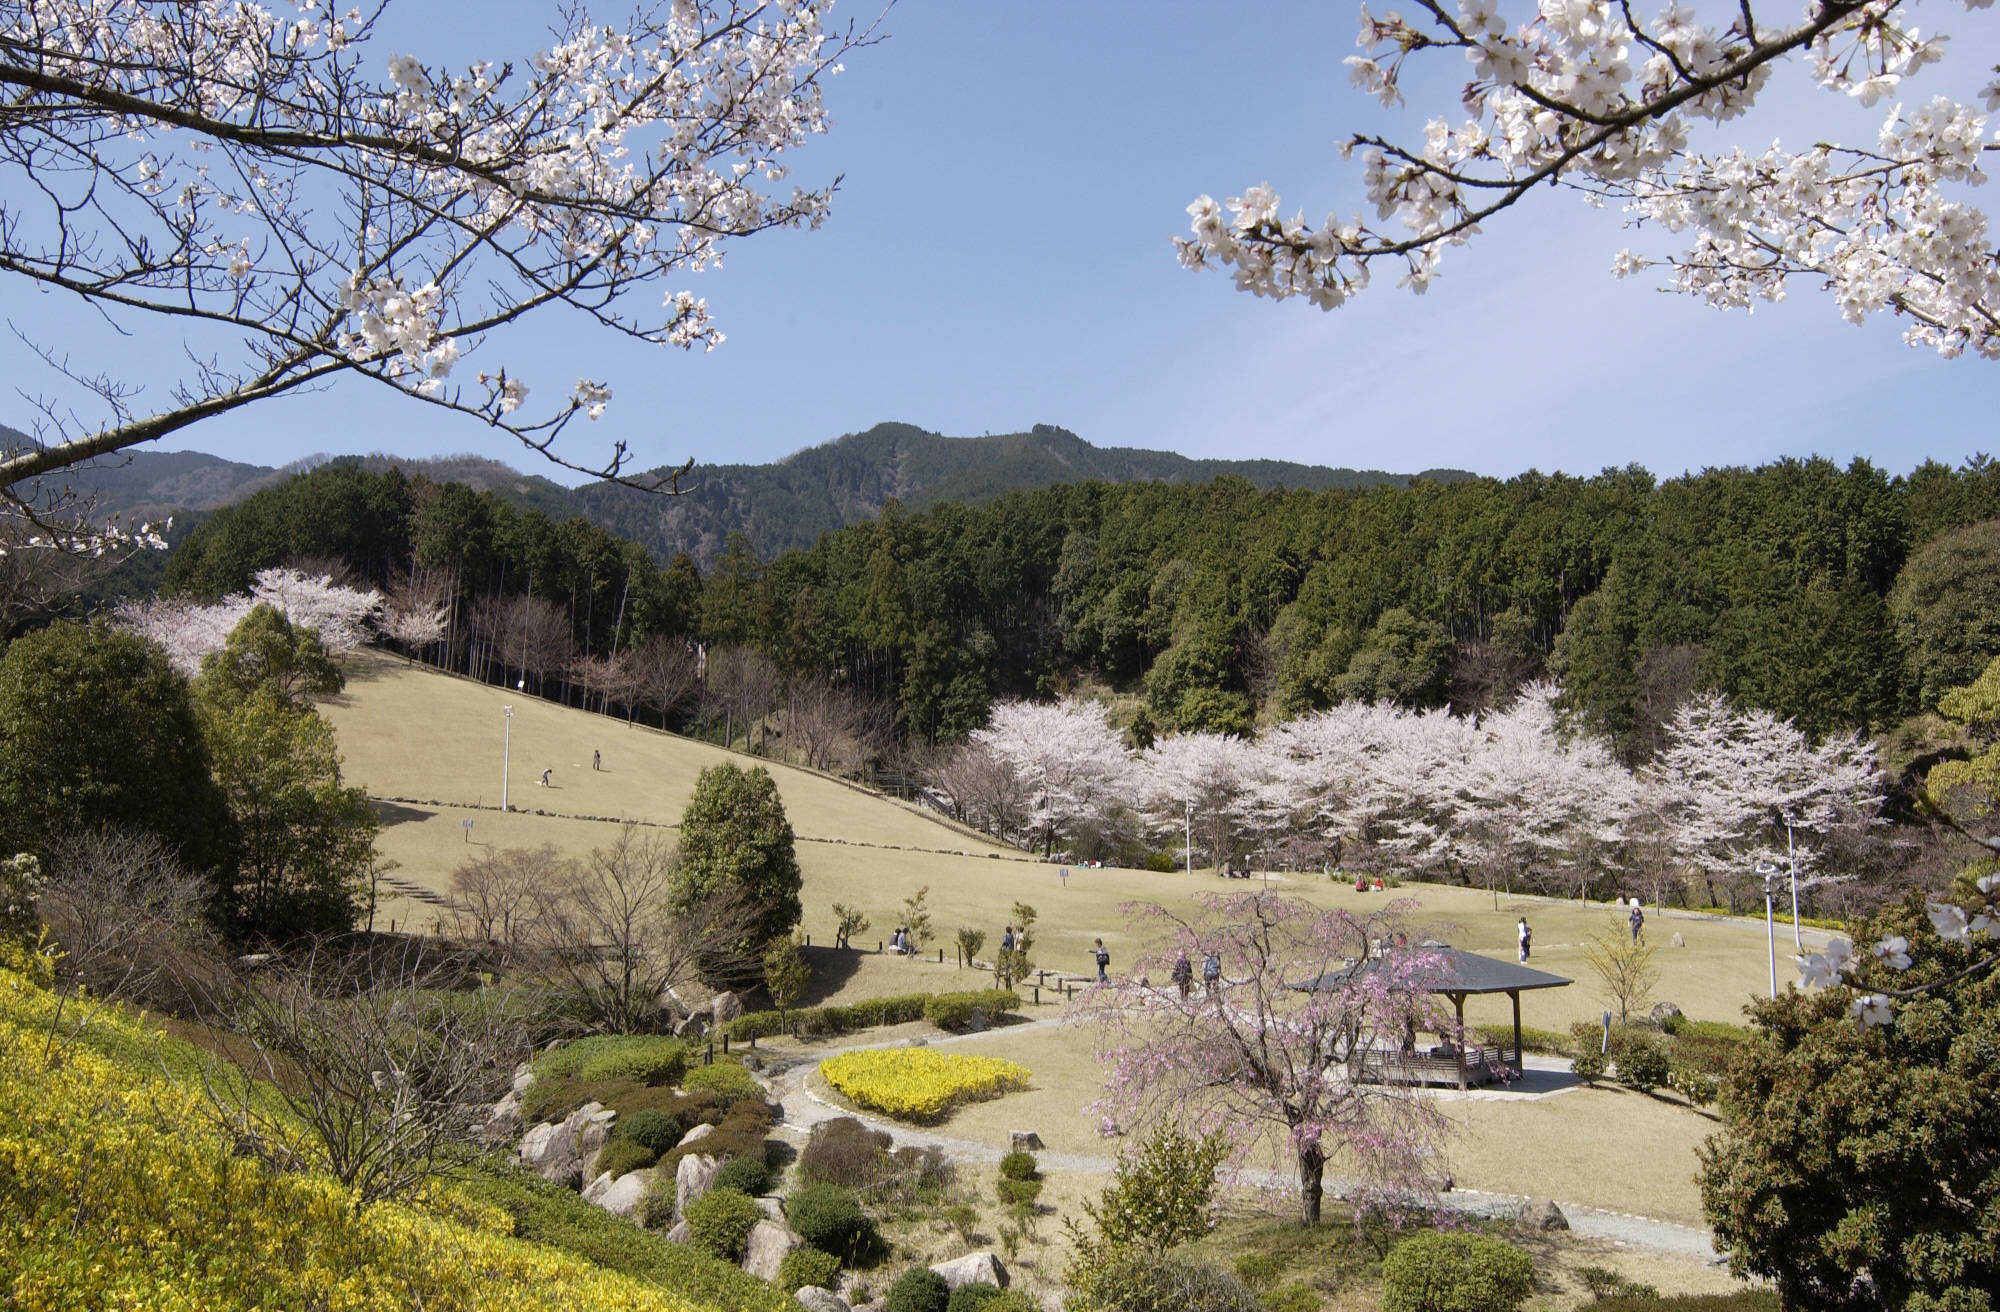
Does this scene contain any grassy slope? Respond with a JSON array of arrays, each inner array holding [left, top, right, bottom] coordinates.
[[326, 652, 1817, 1230]]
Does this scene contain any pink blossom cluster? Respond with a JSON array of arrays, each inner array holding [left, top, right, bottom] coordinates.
[[116, 566, 382, 673], [1177, 0, 2000, 358]]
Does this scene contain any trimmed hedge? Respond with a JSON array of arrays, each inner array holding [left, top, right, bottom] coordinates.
[[886, 1268, 951, 1312], [613, 1108, 689, 1156], [683, 1061, 762, 1100], [712, 1153, 771, 1197], [1472, 1023, 1570, 1055], [785, 1182, 880, 1264], [592, 1138, 657, 1180], [724, 993, 933, 1041], [533, 1035, 688, 1086], [922, 990, 1022, 1033], [1381, 1232, 1534, 1312]]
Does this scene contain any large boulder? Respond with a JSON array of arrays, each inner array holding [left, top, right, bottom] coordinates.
[[665, 1219, 691, 1245], [741, 1219, 802, 1281], [584, 1167, 657, 1219], [1650, 1002, 1685, 1027], [794, 1288, 851, 1312], [675, 1012, 709, 1039], [678, 1122, 716, 1149], [1517, 1198, 1570, 1232], [1009, 1131, 1044, 1153], [517, 1101, 617, 1189], [484, 1090, 526, 1145], [674, 1152, 721, 1220], [711, 991, 744, 1024], [930, 1252, 1008, 1290], [511, 1063, 536, 1096]]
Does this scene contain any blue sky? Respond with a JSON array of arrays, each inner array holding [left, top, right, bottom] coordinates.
[[6, 0, 1995, 483]]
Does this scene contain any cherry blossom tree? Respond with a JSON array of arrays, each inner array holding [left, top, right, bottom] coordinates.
[[1644, 692, 1884, 910], [380, 572, 451, 657], [1075, 892, 1454, 1225], [1, 0, 870, 513], [1136, 730, 1273, 869], [1178, 0, 2000, 361], [971, 696, 1135, 856], [116, 567, 380, 674]]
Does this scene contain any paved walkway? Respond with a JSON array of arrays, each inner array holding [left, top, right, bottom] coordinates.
[[758, 1022, 1719, 1262]]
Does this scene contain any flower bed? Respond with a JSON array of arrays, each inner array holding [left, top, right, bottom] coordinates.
[[818, 1049, 1030, 1124]]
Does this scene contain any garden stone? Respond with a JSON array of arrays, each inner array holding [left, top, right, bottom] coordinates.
[[794, 1288, 851, 1312], [517, 1101, 616, 1189], [741, 1219, 802, 1281], [584, 1167, 656, 1219], [1518, 1198, 1569, 1231], [665, 1220, 690, 1244], [511, 1062, 535, 1096], [678, 1122, 715, 1148], [756, 1195, 785, 1220], [930, 1252, 1007, 1289], [711, 991, 744, 1023], [1650, 1002, 1684, 1026], [484, 1090, 525, 1144], [674, 1152, 720, 1219], [675, 1012, 709, 1039], [1010, 1131, 1044, 1152], [901, 1036, 928, 1048]]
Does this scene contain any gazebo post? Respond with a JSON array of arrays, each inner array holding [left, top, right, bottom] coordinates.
[[1511, 988, 1523, 1076], [1452, 992, 1468, 1091]]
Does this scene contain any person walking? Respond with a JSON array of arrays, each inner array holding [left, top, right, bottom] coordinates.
[[1172, 948, 1193, 999], [1517, 916, 1532, 962], [1201, 949, 1221, 998], [539, 767, 552, 788], [1629, 903, 1646, 943], [1092, 938, 1110, 983], [592, 749, 601, 771], [1000, 925, 1016, 954]]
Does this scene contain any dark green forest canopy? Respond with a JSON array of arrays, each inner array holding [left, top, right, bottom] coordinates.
[[155, 453, 2000, 753]]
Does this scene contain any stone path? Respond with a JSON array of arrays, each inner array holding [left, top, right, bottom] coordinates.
[[758, 1022, 1721, 1263]]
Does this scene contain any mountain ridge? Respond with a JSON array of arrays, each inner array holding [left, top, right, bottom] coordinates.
[[9, 420, 1472, 565]]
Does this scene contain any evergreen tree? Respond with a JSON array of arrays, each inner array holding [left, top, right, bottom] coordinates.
[[671, 763, 802, 962], [0, 623, 234, 877]]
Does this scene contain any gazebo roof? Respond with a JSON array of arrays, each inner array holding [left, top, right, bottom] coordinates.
[[1295, 942, 1573, 996]]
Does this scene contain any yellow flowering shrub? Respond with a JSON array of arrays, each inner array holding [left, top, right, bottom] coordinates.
[[819, 1049, 1030, 1124], [0, 967, 706, 1312]]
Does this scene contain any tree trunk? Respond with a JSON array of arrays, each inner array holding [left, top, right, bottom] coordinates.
[[1297, 1143, 1326, 1225]]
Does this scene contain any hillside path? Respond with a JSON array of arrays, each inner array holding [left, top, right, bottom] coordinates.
[[757, 1022, 1721, 1263]]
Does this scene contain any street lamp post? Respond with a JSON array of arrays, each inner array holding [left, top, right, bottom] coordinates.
[[1755, 859, 1781, 998], [1785, 817, 1802, 950], [501, 705, 514, 811], [1185, 800, 1194, 875]]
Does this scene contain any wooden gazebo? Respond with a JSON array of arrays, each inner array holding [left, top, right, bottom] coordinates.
[[1297, 942, 1572, 1091]]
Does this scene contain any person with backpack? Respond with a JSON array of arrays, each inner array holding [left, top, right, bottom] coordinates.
[[1202, 950, 1222, 997], [1518, 916, 1532, 962], [1629, 903, 1646, 943], [1172, 948, 1193, 998], [1092, 938, 1110, 983], [1000, 925, 1015, 954]]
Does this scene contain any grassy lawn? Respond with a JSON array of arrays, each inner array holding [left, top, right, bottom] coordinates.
[[327, 653, 1790, 1235]]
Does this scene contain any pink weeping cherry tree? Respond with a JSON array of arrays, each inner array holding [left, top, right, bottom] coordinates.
[[1073, 891, 1456, 1226]]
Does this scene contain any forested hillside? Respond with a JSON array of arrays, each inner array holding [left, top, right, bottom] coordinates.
[[568, 421, 1469, 563], [150, 453, 2000, 763]]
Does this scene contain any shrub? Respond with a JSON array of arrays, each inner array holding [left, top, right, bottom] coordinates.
[[1668, 1060, 1720, 1106], [885, 1268, 951, 1312], [1263, 1283, 1321, 1312], [799, 1115, 893, 1188], [636, 1173, 678, 1230], [712, 1152, 772, 1196], [1075, 1123, 1229, 1253], [1614, 1037, 1672, 1094], [1594, 1298, 1776, 1312], [776, 1244, 843, 1294], [657, 1097, 777, 1176], [996, 1177, 1043, 1207], [592, 1138, 658, 1180], [998, 1149, 1039, 1181], [980, 1294, 1037, 1312], [683, 1186, 761, 1262], [684, 1059, 762, 1101], [578, 1037, 688, 1086], [1577, 1265, 1660, 1301], [1380, 1232, 1535, 1312], [613, 1108, 688, 1156], [726, 991, 933, 1041], [1232, 1252, 1284, 1288], [922, 989, 1022, 1033], [534, 1035, 683, 1084], [785, 1181, 880, 1264], [946, 1283, 1005, 1312], [1571, 1048, 1607, 1083], [819, 1049, 1030, 1123], [1067, 1249, 1265, 1312]]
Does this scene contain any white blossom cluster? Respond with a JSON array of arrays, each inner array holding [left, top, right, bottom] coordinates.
[[116, 567, 382, 674], [1798, 871, 2000, 1025], [2, 0, 855, 481], [1177, 0, 2000, 357], [959, 683, 1882, 894]]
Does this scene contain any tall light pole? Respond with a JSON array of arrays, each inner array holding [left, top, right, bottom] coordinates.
[[1185, 799, 1194, 875], [1755, 858, 1781, 998], [501, 705, 514, 811]]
